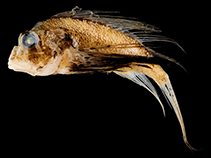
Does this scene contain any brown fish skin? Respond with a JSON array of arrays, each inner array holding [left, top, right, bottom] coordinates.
[[9, 16, 154, 76], [25, 16, 155, 75], [42, 18, 150, 55], [8, 7, 197, 150], [8, 28, 67, 76]]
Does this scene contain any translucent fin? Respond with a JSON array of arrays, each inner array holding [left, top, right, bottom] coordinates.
[[114, 71, 165, 116], [52, 7, 185, 61], [135, 34, 186, 53], [52, 6, 161, 34], [159, 76, 198, 151]]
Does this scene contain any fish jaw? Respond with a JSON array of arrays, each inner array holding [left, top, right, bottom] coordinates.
[[8, 59, 36, 76], [8, 54, 63, 76], [8, 46, 37, 76], [8, 45, 63, 76]]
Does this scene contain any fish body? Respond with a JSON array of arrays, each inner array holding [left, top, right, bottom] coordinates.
[[9, 10, 153, 76], [8, 6, 197, 150]]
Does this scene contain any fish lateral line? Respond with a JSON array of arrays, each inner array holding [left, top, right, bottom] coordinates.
[[79, 43, 143, 50]]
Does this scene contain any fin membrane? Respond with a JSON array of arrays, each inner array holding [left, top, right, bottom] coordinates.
[[159, 78, 197, 150], [114, 71, 165, 116], [115, 71, 197, 150]]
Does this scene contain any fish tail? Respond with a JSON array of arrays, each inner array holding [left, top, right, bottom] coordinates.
[[114, 65, 198, 150], [159, 75, 198, 151], [114, 71, 166, 116]]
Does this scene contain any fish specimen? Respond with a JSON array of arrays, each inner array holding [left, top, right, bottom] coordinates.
[[8, 6, 197, 150]]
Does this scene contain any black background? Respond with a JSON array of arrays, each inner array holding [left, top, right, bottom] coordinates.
[[2, 1, 208, 157]]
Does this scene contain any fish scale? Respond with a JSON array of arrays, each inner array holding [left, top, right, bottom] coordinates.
[[8, 6, 197, 151], [44, 18, 146, 55]]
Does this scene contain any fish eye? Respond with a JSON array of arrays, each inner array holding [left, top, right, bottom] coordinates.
[[22, 32, 39, 48]]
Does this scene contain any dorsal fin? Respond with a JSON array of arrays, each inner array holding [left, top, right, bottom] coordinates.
[[50, 7, 186, 72], [51, 6, 82, 18], [51, 6, 185, 55], [51, 6, 161, 34]]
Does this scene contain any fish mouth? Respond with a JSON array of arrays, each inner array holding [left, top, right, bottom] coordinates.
[[8, 58, 37, 76], [8, 46, 37, 76], [8, 50, 63, 76], [8, 51, 38, 76]]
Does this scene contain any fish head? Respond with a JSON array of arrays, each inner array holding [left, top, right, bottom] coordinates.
[[8, 28, 66, 76]]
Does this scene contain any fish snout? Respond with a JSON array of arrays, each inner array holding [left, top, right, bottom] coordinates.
[[8, 46, 37, 76]]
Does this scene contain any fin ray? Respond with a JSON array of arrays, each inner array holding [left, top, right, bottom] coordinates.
[[159, 77, 198, 151], [115, 70, 198, 150], [52, 6, 161, 34], [114, 71, 165, 116]]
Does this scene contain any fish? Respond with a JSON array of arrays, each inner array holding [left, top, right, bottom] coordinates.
[[8, 6, 197, 150]]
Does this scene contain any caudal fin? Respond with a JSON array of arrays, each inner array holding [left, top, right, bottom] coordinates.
[[159, 76, 198, 151], [114, 65, 198, 150], [114, 71, 166, 116]]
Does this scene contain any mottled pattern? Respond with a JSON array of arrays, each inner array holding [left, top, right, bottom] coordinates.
[[8, 7, 197, 150]]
